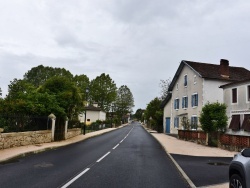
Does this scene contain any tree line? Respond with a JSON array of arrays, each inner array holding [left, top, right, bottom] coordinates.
[[0, 65, 134, 131]]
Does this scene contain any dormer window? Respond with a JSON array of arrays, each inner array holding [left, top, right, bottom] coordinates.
[[184, 75, 187, 87]]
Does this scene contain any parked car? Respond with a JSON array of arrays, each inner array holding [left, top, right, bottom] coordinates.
[[229, 148, 250, 188]]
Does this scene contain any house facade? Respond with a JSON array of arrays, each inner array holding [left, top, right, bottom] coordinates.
[[79, 105, 106, 125], [220, 79, 250, 136], [162, 59, 250, 134]]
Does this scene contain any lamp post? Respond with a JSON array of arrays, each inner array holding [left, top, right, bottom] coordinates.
[[83, 87, 89, 135], [110, 103, 114, 128]]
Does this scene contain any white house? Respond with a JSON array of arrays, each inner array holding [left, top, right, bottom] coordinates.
[[161, 59, 250, 134], [79, 104, 106, 125], [220, 79, 250, 136]]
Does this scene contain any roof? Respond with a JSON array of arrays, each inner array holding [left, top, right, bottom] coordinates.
[[219, 78, 250, 88], [168, 60, 250, 91], [85, 105, 103, 112], [161, 59, 250, 108]]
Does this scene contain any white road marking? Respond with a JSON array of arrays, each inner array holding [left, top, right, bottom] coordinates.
[[113, 144, 119, 150], [96, 152, 110, 162], [61, 168, 90, 188]]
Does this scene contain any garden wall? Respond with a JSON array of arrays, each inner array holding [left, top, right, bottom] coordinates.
[[0, 130, 52, 150], [65, 128, 81, 139]]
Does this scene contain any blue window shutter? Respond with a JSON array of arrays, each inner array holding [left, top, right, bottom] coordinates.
[[182, 97, 184, 108], [186, 96, 188, 108], [197, 94, 198, 106], [191, 95, 194, 107]]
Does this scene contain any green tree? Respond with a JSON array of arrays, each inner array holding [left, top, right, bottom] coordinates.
[[144, 98, 163, 133], [74, 74, 90, 102], [38, 76, 82, 119], [134, 108, 145, 122], [90, 73, 117, 112], [199, 102, 228, 146], [115, 85, 134, 122], [24, 65, 73, 87], [0, 87, 2, 97]]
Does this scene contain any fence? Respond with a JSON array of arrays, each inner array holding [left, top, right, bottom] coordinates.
[[178, 130, 250, 152]]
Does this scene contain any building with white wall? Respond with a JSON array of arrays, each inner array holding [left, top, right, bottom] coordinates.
[[162, 59, 250, 134]]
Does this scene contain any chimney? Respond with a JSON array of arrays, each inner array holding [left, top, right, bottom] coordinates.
[[220, 59, 229, 78]]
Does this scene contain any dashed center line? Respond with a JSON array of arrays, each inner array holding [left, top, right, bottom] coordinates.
[[96, 152, 110, 163], [60, 125, 135, 188]]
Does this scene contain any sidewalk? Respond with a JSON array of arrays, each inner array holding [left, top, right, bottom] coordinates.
[[150, 131, 237, 188], [0, 125, 238, 188]]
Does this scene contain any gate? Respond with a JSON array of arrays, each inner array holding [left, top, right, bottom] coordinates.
[[54, 118, 65, 141]]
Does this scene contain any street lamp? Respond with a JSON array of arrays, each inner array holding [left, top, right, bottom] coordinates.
[[83, 87, 89, 135], [110, 103, 114, 128]]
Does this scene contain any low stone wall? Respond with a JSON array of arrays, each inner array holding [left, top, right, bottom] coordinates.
[[66, 128, 81, 139], [0, 130, 51, 150]]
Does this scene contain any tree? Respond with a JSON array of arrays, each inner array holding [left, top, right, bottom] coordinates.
[[159, 78, 172, 100], [90, 73, 117, 112], [134, 108, 145, 122], [0, 87, 2, 97], [144, 98, 163, 133], [38, 76, 82, 119], [115, 85, 134, 122], [199, 102, 228, 146], [23, 65, 73, 87], [74, 74, 90, 102]]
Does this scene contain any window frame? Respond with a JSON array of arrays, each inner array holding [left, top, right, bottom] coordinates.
[[191, 116, 198, 130], [184, 75, 187, 87], [192, 93, 198, 107], [232, 88, 237, 104], [182, 96, 188, 109], [174, 117, 179, 128], [174, 98, 180, 110]]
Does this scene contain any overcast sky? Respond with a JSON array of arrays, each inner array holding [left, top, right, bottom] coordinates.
[[1, 0, 250, 111]]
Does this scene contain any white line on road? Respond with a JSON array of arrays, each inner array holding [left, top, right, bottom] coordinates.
[[61, 168, 90, 188], [96, 152, 110, 162], [113, 144, 119, 150]]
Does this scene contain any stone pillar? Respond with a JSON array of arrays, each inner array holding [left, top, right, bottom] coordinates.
[[64, 117, 69, 140], [48, 113, 56, 142]]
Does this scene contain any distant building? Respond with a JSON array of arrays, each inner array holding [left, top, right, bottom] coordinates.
[[79, 103, 106, 125]]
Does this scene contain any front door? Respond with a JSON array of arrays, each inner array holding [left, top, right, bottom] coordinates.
[[166, 117, 170, 133]]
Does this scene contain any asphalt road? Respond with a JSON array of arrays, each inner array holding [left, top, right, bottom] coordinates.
[[0, 122, 189, 188], [171, 154, 232, 187]]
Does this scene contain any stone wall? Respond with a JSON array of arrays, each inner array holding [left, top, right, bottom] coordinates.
[[66, 128, 81, 139], [0, 130, 51, 150]]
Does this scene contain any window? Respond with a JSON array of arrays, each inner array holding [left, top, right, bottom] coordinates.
[[191, 116, 198, 129], [174, 98, 179, 110], [192, 93, 198, 107], [194, 75, 197, 85], [182, 96, 188, 108], [232, 88, 237, 103], [229, 115, 240, 130], [176, 83, 179, 90], [174, 117, 179, 128], [184, 75, 187, 86], [248, 85, 250, 102]]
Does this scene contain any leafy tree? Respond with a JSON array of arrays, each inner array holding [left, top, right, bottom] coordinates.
[[134, 108, 145, 122], [38, 76, 82, 119], [6, 79, 35, 100], [159, 78, 171, 100], [74, 74, 90, 102], [0, 87, 2, 97], [115, 85, 134, 122], [199, 102, 228, 146], [90, 73, 117, 112], [144, 97, 163, 132], [23, 65, 73, 87]]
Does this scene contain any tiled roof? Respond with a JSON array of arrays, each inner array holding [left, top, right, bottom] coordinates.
[[85, 105, 102, 112], [184, 60, 250, 81]]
